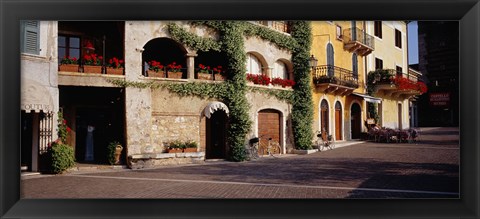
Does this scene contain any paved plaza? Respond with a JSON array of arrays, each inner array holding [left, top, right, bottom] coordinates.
[[21, 127, 459, 199]]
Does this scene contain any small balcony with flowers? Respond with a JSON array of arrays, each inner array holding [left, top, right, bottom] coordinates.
[[57, 21, 125, 87], [342, 27, 375, 56], [367, 69, 427, 99], [311, 64, 359, 96]]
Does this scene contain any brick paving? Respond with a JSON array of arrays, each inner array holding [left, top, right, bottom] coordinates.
[[21, 127, 459, 199]]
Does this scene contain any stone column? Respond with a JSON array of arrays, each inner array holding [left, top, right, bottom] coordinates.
[[265, 66, 274, 78], [186, 52, 198, 80]]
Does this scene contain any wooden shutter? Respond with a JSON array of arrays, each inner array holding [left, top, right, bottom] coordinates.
[[22, 21, 40, 54]]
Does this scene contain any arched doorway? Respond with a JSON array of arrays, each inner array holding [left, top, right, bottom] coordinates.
[[258, 109, 282, 155], [351, 103, 362, 139], [204, 102, 229, 159], [206, 111, 228, 159], [320, 99, 329, 134], [335, 101, 342, 141]]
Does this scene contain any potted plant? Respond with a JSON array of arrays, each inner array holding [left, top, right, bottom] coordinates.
[[107, 141, 123, 165], [197, 64, 212, 80], [107, 57, 124, 75], [59, 56, 79, 72], [147, 60, 165, 78], [183, 140, 198, 153], [213, 65, 225, 81], [167, 62, 183, 79], [166, 140, 184, 153], [82, 53, 103, 74]]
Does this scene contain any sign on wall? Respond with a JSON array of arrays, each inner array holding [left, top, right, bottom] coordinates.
[[429, 92, 450, 107]]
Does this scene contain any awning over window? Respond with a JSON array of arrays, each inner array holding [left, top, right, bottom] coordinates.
[[21, 79, 54, 113], [204, 101, 229, 119], [351, 92, 382, 104]]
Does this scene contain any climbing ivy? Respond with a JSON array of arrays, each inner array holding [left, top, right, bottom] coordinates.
[[243, 22, 298, 51], [290, 21, 314, 150], [249, 87, 294, 103], [191, 21, 298, 51], [167, 23, 222, 52]]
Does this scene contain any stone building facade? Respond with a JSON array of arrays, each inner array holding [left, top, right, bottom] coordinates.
[[21, 21, 296, 169]]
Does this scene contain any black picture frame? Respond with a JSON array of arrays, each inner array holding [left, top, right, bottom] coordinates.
[[1, 0, 479, 218]]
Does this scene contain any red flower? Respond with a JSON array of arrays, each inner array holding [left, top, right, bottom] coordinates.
[[66, 127, 72, 132]]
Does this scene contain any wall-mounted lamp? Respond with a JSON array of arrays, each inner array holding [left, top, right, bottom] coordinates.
[[309, 55, 318, 69]]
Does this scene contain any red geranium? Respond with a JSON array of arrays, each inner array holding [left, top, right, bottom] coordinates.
[[168, 62, 182, 72], [271, 77, 296, 88], [246, 73, 271, 85], [108, 57, 124, 69], [83, 53, 103, 66], [148, 60, 164, 72]]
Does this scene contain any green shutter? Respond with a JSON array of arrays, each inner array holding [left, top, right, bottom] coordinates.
[[21, 20, 40, 54]]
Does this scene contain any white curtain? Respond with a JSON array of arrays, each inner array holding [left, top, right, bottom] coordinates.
[[273, 61, 288, 79], [246, 54, 262, 74]]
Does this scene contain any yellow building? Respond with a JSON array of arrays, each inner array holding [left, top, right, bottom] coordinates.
[[310, 21, 379, 140], [364, 21, 421, 129]]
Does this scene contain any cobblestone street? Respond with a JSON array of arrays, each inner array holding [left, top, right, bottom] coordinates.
[[21, 127, 459, 199]]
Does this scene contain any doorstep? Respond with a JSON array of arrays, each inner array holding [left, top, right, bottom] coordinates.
[[67, 163, 129, 173]]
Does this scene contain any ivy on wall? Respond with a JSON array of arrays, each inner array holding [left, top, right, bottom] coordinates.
[[167, 23, 222, 52], [290, 21, 314, 150]]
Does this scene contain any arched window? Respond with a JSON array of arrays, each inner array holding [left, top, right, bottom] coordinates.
[[246, 53, 262, 75], [352, 53, 358, 79], [326, 43, 334, 77], [273, 61, 288, 79]]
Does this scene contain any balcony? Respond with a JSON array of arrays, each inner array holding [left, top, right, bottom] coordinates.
[[253, 21, 291, 34], [312, 65, 359, 96], [342, 28, 374, 56], [372, 69, 427, 99]]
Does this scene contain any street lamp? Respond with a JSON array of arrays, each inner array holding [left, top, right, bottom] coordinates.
[[309, 55, 318, 69]]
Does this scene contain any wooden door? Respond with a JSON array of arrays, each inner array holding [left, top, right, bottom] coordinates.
[[335, 107, 342, 141], [351, 103, 361, 139], [258, 109, 281, 154]]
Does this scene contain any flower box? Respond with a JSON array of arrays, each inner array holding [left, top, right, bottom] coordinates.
[[167, 71, 183, 79], [198, 73, 213, 80], [147, 70, 165, 78], [214, 74, 225, 81], [58, 64, 79, 72], [183, 148, 197, 153], [107, 67, 124, 75], [167, 148, 182, 153], [83, 65, 102, 74]]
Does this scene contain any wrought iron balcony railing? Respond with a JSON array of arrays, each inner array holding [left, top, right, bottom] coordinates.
[[342, 27, 375, 56], [313, 65, 359, 88], [343, 27, 375, 49]]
